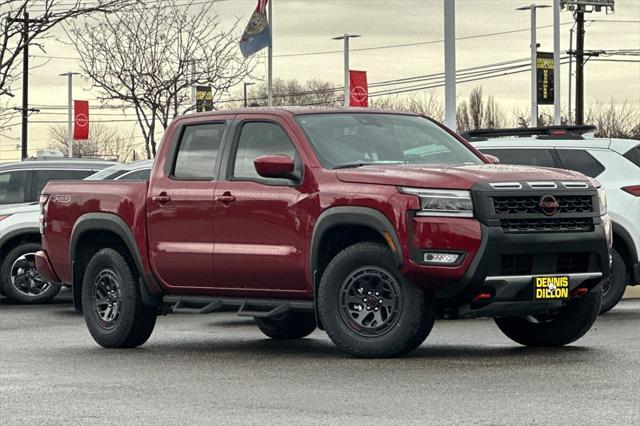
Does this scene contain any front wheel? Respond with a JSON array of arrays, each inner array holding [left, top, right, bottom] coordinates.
[[495, 289, 602, 347], [0, 243, 61, 304], [82, 248, 157, 348], [255, 311, 317, 339], [599, 248, 627, 314], [318, 242, 435, 358]]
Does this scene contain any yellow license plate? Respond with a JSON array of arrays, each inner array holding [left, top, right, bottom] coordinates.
[[534, 276, 570, 300]]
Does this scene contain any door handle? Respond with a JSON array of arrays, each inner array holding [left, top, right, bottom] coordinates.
[[215, 192, 236, 204], [152, 193, 171, 204]]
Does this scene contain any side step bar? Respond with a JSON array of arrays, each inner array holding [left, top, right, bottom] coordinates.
[[163, 296, 314, 318]]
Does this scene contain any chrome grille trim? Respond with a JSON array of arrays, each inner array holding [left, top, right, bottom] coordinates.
[[490, 182, 523, 190]]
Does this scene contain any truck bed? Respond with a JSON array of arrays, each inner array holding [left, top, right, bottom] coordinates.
[[42, 180, 149, 283]]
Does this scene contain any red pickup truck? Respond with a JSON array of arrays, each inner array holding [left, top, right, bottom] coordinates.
[[37, 108, 611, 357]]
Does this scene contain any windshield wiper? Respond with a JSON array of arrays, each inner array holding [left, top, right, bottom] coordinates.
[[333, 162, 374, 169]]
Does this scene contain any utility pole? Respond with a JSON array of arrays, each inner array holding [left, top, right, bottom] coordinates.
[[444, 0, 456, 130], [59, 72, 80, 158], [243, 82, 255, 107], [517, 4, 549, 128], [191, 61, 197, 112], [568, 26, 574, 123], [575, 5, 585, 124], [333, 34, 361, 107], [560, 0, 615, 125], [8, 11, 44, 160]]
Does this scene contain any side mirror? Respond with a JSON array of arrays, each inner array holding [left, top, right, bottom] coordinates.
[[484, 154, 500, 164], [254, 155, 298, 181]]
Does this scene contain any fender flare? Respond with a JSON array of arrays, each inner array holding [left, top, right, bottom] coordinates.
[[70, 213, 161, 310], [310, 206, 403, 289], [0, 227, 40, 255], [611, 221, 639, 268]]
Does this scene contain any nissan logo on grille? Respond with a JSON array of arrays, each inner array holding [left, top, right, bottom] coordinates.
[[539, 195, 560, 216]]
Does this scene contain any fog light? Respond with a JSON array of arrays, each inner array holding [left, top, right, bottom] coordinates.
[[423, 252, 460, 265]]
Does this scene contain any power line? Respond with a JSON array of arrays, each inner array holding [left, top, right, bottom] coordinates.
[[28, 23, 574, 62]]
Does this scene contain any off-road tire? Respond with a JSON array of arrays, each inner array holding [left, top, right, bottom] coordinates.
[[318, 242, 434, 358], [82, 248, 157, 348], [0, 243, 61, 304], [495, 289, 602, 347], [255, 311, 317, 339], [599, 248, 627, 314]]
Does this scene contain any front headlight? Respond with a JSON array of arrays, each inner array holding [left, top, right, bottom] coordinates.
[[597, 187, 607, 215], [398, 187, 474, 218]]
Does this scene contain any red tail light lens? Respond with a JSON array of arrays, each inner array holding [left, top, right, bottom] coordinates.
[[39, 194, 50, 234], [622, 185, 640, 197]]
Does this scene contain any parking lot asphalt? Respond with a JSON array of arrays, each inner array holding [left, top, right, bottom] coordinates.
[[1, 290, 639, 425]]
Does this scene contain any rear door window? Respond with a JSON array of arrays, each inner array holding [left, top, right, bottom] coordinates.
[[623, 145, 640, 168], [556, 149, 606, 178], [32, 169, 95, 201], [173, 123, 226, 180], [479, 148, 558, 168], [0, 170, 29, 205]]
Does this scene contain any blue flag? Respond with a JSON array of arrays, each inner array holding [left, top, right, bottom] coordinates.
[[239, 0, 271, 58]]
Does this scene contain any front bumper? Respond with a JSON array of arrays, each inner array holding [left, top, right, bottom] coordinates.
[[432, 221, 610, 318], [399, 213, 611, 318]]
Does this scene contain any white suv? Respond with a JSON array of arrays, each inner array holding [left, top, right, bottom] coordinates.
[[467, 126, 639, 313], [0, 160, 153, 304]]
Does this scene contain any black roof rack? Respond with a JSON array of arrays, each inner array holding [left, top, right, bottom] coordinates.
[[461, 125, 597, 141]]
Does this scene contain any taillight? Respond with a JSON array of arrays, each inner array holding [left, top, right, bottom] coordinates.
[[0, 214, 10, 221], [39, 194, 50, 234], [622, 185, 640, 197]]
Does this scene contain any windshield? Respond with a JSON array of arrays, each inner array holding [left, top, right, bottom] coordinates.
[[295, 113, 484, 169]]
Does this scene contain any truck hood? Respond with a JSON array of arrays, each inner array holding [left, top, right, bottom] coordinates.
[[336, 164, 589, 190]]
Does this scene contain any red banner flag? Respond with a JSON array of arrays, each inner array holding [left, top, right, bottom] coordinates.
[[349, 70, 368, 107], [73, 100, 89, 140]]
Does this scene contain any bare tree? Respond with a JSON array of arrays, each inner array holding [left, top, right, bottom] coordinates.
[[0, 0, 134, 98], [586, 100, 640, 140], [457, 86, 506, 131], [48, 122, 142, 161], [70, 0, 253, 158], [371, 93, 444, 121], [245, 78, 341, 107]]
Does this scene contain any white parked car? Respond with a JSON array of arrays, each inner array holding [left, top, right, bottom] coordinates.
[[467, 126, 639, 313], [0, 160, 153, 303]]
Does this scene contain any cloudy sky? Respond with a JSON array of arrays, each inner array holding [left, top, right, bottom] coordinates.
[[1, 0, 638, 161]]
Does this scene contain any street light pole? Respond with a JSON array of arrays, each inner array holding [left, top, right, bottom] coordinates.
[[517, 4, 549, 128], [59, 72, 80, 158], [333, 34, 361, 107], [553, 0, 561, 124], [444, 0, 456, 130], [267, 0, 273, 106]]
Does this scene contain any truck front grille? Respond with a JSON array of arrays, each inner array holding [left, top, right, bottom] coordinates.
[[500, 253, 591, 275], [493, 195, 593, 215], [501, 218, 594, 233]]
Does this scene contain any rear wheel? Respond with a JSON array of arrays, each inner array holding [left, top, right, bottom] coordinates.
[[0, 243, 61, 304], [255, 311, 316, 339], [82, 248, 157, 348], [318, 242, 435, 358], [495, 289, 601, 347], [599, 248, 627, 314]]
